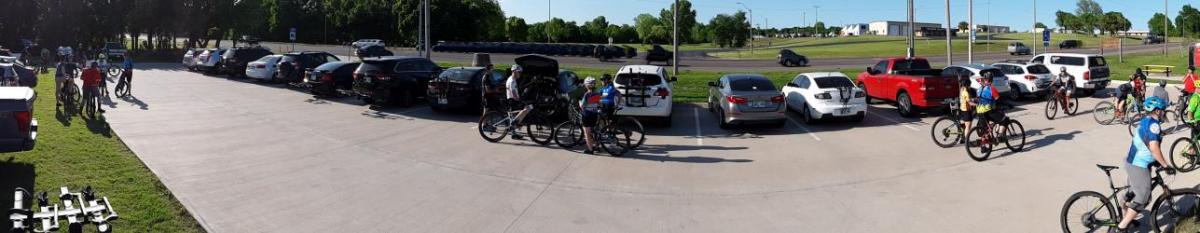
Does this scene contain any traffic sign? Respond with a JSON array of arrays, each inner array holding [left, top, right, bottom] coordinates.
[[289, 28, 297, 41], [1043, 30, 1051, 48]]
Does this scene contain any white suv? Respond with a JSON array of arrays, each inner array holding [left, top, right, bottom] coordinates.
[[352, 39, 385, 49], [942, 64, 1013, 99], [1030, 53, 1111, 95], [613, 65, 675, 125], [992, 62, 1053, 99]]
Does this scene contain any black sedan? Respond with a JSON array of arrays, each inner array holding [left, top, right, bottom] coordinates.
[[427, 67, 504, 112], [306, 61, 361, 97]]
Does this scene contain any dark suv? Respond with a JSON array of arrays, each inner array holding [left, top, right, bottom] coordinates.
[[777, 49, 809, 67], [220, 46, 273, 77], [277, 51, 339, 83], [645, 44, 672, 65], [1058, 40, 1082, 49], [352, 56, 441, 106]]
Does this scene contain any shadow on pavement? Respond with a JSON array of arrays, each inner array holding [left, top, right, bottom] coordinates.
[[116, 95, 150, 110], [84, 115, 112, 138], [0, 157, 35, 231], [623, 144, 752, 163]]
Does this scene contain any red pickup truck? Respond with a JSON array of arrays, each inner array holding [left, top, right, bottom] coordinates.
[[856, 57, 959, 117]]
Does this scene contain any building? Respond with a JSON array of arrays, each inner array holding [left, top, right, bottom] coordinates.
[[961, 24, 1010, 34], [915, 27, 957, 37], [868, 21, 942, 36], [841, 24, 869, 36]]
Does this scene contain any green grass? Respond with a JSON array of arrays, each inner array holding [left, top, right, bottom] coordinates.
[[1, 70, 204, 232], [1107, 51, 1186, 82], [712, 33, 1165, 59]]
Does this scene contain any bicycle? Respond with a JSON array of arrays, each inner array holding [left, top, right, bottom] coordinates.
[[1060, 164, 1200, 233], [553, 107, 644, 156], [113, 69, 131, 98], [930, 99, 968, 148], [58, 75, 81, 117], [81, 86, 99, 118], [1094, 92, 1143, 126], [1045, 86, 1079, 120], [1169, 121, 1200, 172], [964, 112, 1026, 161], [478, 101, 553, 144]]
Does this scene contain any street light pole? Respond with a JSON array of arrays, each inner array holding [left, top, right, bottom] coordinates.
[[968, 0, 974, 64], [738, 2, 753, 55], [907, 0, 915, 58], [548, 0, 552, 43], [423, 0, 430, 59], [1165, 0, 1169, 55], [814, 6, 821, 37], [673, 0, 679, 77], [1033, 0, 1037, 55], [945, 0, 952, 63]]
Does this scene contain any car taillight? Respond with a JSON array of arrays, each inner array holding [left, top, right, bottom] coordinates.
[[815, 92, 832, 99], [255, 64, 265, 69], [13, 111, 30, 133], [727, 96, 748, 105], [375, 74, 393, 81], [1083, 71, 1091, 81], [655, 87, 669, 97], [1025, 75, 1037, 81], [353, 73, 362, 81], [770, 95, 785, 103], [322, 73, 333, 82]]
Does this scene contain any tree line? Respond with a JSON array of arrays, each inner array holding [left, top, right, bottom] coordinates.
[[1051, 0, 1132, 35], [0, 0, 758, 52]]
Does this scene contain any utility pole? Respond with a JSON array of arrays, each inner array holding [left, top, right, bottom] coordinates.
[[907, 0, 915, 58], [968, 0, 974, 64], [418, 0, 425, 58], [1033, 0, 1037, 55], [945, 0, 952, 64], [738, 2, 753, 55], [987, 0, 991, 52], [548, 0, 552, 43], [1165, 0, 1169, 55], [815, 6, 821, 37], [673, 0, 679, 77], [423, 0, 430, 59]]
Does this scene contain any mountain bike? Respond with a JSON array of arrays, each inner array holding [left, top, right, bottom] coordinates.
[[1169, 122, 1200, 172], [81, 87, 99, 118], [930, 99, 967, 148], [964, 113, 1025, 161], [1094, 92, 1143, 126], [1045, 87, 1079, 120], [1060, 165, 1199, 233], [113, 70, 131, 98], [553, 107, 644, 156], [58, 73, 81, 118]]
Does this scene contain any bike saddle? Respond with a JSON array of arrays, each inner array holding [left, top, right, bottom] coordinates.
[[1097, 164, 1119, 172]]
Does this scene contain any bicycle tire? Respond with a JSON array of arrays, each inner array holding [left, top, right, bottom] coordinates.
[[1004, 120, 1026, 152], [1067, 96, 1080, 115], [1093, 101, 1116, 125], [526, 122, 554, 146], [1150, 188, 1200, 233], [1060, 191, 1118, 233], [1045, 96, 1059, 120], [1170, 137, 1200, 173], [599, 125, 631, 157], [615, 117, 646, 149], [553, 121, 583, 148], [930, 117, 961, 148], [965, 126, 991, 162], [478, 111, 509, 143]]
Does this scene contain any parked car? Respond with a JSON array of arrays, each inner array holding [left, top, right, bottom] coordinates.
[[1007, 42, 1031, 55], [220, 46, 273, 77], [856, 57, 959, 117], [1029, 53, 1110, 96], [1058, 40, 1082, 49], [306, 61, 361, 97], [195, 48, 226, 73], [1144, 35, 1165, 44], [0, 87, 36, 152], [352, 39, 386, 49], [245, 55, 283, 81], [355, 45, 394, 58], [778, 49, 809, 67], [0, 58, 37, 88], [942, 64, 1014, 100], [277, 51, 340, 83], [103, 42, 127, 57], [992, 62, 1053, 99], [614, 65, 675, 125], [783, 72, 866, 123], [644, 45, 673, 65], [707, 74, 786, 128], [623, 46, 637, 58], [182, 49, 198, 71], [352, 56, 441, 106], [426, 67, 504, 112]]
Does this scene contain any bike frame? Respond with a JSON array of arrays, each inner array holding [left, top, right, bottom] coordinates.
[[1092, 168, 1174, 227]]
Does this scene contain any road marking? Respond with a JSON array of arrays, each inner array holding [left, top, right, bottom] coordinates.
[[787, 117, 822, 141], [866, 111, 921, 131], [693, 108, 704, 146]]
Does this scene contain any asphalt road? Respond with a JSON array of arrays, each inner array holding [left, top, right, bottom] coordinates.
[[98, 64, 1200, 232], [249, 40, 1180, 72]]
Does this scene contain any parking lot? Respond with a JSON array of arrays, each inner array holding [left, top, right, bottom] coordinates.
[[103, 63, 1200, 232]]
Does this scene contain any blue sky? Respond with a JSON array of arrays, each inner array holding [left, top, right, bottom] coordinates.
[[498, 0, 1173, 31]]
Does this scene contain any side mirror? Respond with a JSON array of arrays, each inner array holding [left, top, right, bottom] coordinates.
[[865, 67, 875, 75], [707, 82, 717, 87], [670, 76, 678, 82]]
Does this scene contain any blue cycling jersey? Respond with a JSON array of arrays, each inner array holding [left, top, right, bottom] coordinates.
[[600, 85, 619, 106], [1127, 117, 1162, 168]]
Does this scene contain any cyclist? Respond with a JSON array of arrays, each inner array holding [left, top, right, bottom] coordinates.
[[598, 74, 622, 118], [81, 62, 105, 114], [117, 57, 133, 96], [1052, 67, 1076, 114], [1186, 79, 1200, 137], [1115, 71, 1146, 120], [975, 71, 1006, 136], [506, 64, 532, 139], [958, 75, 976, 143], [54, 62, 77, 107], [580, 77, 602, 154], [1116, 96, 1174, 232]]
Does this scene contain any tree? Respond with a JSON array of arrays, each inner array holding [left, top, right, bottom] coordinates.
[[827, 26, 843, 36], [958, 21, 970, 31], [1149, 13, 1175, 36], [582, 16, 610, 43], [813, 22, 826, 36], [544, 18, 571, 43], [658, 0, 697, 43], [1055, 11, 1079, 33], [634, 14, 669, 44], [1178, 5, 1200, 38], [505, 17, 529, 42], [1101, 12, 1130, 35], [527, 22, 547, 42], [1035, 22, 1048, 29], [707, 11, 750, 48], [1075, 0, 1102, 16]]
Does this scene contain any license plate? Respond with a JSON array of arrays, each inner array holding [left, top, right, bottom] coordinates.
[[838, 108, 850, 115], [437, 98, 448, 104], [750, 101, 768, 108]]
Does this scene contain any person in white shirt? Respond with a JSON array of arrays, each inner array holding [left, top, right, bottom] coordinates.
[[506, 64, 533, 139]]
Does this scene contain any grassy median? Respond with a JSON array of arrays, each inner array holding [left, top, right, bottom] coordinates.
[[0, 70, 204, 232], [712, 33, 1161, 59]]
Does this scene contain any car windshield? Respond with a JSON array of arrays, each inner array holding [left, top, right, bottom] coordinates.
[[439, 68, 478, 83], [1027, 64, 1051, 74], [729, 78, 776, 91], [1089, 57, 1107, 67], [615, 73, 663, 86], [813, 76, 854, 88]]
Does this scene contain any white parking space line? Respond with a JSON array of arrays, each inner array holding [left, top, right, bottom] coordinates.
[[866, 111, 921, 131], [693, 108, 704, 146], [787, 117, 822, 141]]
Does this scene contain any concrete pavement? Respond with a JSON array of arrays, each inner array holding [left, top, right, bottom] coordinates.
[[101, 64, 1200, 232]]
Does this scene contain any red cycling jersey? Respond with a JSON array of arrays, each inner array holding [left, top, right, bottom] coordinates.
[[1185, 73, 1197, 94], [82, 68, 101, 87]]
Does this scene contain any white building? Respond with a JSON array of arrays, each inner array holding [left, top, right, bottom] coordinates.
[[868, 21, 942, 36], [975, 24, 1010, 33], [841, 24, 869, 36]]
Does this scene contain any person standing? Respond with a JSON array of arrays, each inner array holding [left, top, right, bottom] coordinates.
[[81, 62, 105, 113], [480, 64, 499, 113], [1185, 66, 1197, 96], [579, 77, 602, 154]]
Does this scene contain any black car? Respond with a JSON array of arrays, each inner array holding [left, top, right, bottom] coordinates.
[[623, 46, 637, 58], [1058, 40, 1082, 49], [277, 51, 340, 83], [352, 56, 441, 106], [306, 61, 361, 97], [427, 67, 504, 112], [645, 45, 673, 65], [355, 45, 394, 58], [1144, 35, 1165, 44], [220, 46, 273, 77], [777, 49, 809, 67]]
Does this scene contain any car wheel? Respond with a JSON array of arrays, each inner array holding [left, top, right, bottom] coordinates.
[[801, 104, 815, 124], [852, 112, 865, 122], [897, 92, 916, 118], [859, 83, 874, 104], [718, 109, 731, 129], [1009, 84, 1022, 101]]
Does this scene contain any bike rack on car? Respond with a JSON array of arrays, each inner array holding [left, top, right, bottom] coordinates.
[[9, 186, 118, 233]]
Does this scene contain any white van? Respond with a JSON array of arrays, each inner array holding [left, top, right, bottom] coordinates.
[[613, 65, 675, 125], [1029, 53, 1111, 95]]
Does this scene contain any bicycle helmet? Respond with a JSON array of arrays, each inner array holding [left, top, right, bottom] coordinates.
[[583, 76, 596, 87], [511, 64, 523, 72], [1144, 96, 1168, 112]]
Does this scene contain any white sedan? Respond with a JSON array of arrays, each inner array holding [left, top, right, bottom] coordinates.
[[782, 72, 867, 123], [245, 55, 283, 81]]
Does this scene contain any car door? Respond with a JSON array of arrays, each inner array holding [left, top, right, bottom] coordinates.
[[865, 60, 887, 98], [795, 76, 813, 109], [709, 77, 724, 107]]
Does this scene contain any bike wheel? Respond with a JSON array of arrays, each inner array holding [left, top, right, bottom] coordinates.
[[478, 111, 509, 143], [1067, 96, 1080, 115], [599, 126, 631, 157], [526, 122, 555, 146], [615, 117, 646, 149], [1093, 101, 1116, 125], [1170, 138, 1200, 173], [1060, 191, 1118, 233], [965, 126, 992, 161], [930, 117, 961, 148], [553, 121, 583, 148], [1162, 110, 1184, 135], [1150, 188, 1200, 233], [1045, 97, 1059, 120], [1004, 120, 1026, 152]]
